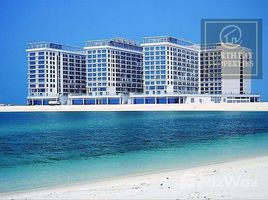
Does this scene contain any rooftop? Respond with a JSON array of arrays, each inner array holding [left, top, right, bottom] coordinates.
[[200, 43, 251, 51], [85, 38, 142, 52], [27, 42, 84, 52], [142, 36, 194, 45]]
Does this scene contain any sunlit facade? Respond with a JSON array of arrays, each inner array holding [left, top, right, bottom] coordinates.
[[200, 43, 252, 95], [141, 36, 199, 95], [26, 37, 260, 106], [85, 38, 143, 96], [26, 42, 86, 105]]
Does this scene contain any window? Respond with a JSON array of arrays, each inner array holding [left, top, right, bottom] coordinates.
[[145, 97, 155, 104], [157, 98, 166, 104], [108, 98, 120, 105], [72, 99, 83, 105], [157, 86, 164, 90], [168, 98, 179, 104], [133, 98, 144, 104]]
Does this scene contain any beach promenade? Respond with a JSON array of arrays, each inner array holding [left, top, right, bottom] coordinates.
[[0, 102, 268, 112]]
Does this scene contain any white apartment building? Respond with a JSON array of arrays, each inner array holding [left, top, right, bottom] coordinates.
[[141, 36, 199, 96], [68, 38, 144, 105], [129, 36, 259, 105], [85, 38, 143, 96], [26, 37, 260, 106], [200, 43, 252, 95], [27, 42, 86, 105]]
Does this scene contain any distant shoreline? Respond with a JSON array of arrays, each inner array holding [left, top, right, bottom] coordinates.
[[0, 102, 268, 112]]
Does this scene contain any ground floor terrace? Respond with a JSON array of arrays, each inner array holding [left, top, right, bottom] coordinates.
[[27, 97, 59, 105], [129, 94, 261, 104], [68, 95, 123, 105], [27, 94, 260, 106], [66, 94, 260, 106]]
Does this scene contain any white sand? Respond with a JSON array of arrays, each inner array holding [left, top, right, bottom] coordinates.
[[0, 102, 268, 112], [1, 155, 268, 200]]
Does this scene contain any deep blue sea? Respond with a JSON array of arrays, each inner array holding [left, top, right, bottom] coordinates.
[[1, 111, 268, 193]]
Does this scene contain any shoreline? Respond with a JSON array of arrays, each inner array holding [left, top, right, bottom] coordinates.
[[2, 155, 268, 200], [1, 102, 268, 112], [0, 153, 261, 194]]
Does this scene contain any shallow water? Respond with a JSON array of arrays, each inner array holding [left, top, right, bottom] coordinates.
[[1, 111, 268, 192]]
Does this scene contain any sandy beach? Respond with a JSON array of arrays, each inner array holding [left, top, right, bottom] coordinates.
[[0, 102, 268, 112], [1, 155, 268, 200]]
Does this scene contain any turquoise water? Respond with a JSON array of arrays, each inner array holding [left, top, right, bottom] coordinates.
[[1, 112, 268, 192]]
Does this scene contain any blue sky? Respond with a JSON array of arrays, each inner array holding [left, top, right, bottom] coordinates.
[[0, 0, 267, 104]]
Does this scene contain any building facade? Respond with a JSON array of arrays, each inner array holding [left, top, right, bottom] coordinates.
[[129, 37, 258, 105], [84, 38, 143, 96], [27, 42, 86, 105], [141, 36, 199, 95], [26, 37, 260, 106], [200, 43, 252, 95]]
